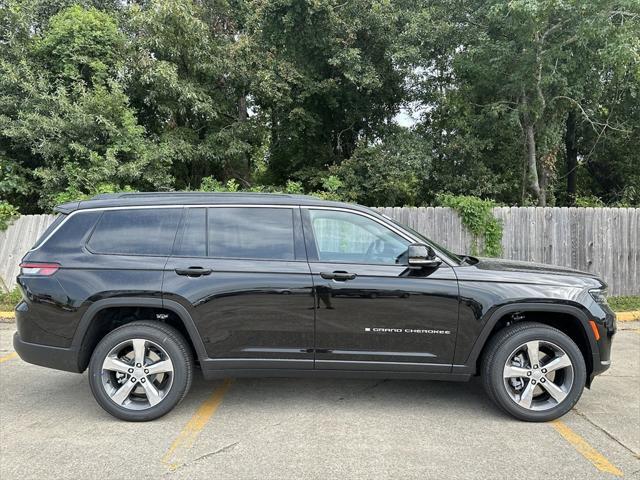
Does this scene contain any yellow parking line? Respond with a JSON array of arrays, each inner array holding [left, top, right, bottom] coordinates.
[[0, 352, 18, 364], [551, 420, 623, 477], [162, 378, 233, 471], [0, 311, 15, 318], [616, 311, 640, 322]]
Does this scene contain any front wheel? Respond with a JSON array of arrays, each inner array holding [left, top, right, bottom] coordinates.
[[482, 322, 586, 422], [88, 321, 193, 421]]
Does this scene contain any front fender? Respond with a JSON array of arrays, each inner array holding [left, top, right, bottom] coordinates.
[[452, 302, 599, 376]]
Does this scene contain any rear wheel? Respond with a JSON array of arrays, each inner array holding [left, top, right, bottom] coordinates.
[[482, 322, 586, 422], [88, 321, 193, 421]]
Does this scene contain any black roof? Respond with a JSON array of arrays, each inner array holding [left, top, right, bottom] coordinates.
[[54, 191, 371, 214]]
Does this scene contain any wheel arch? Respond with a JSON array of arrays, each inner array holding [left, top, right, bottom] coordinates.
[[72, 298, 208, 372], [463, 303, 599, 382]]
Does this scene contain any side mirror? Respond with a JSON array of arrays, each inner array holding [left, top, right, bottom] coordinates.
[[407, 243, 442, 268]]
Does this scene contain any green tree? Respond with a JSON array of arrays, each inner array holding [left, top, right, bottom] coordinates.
[[335, 126, 431, 206], [1, 4, 170, 210], [33, 4, 125, 86], [125, 0, 264, 189], [246, 0, 411, 188], [405, 0, 640, 206], [1, 0, 638, 212]]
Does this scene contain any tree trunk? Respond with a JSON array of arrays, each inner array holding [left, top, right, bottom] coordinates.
[[565, 109, 578, 206], [521, 133, 528, 204], [519, 91, 546, 207], [237, 95, 250, 183], [238, 95, 248, 122], [525, 122, 544, 206]]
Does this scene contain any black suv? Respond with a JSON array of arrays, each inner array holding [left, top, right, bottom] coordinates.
[[13, 193, 615, 422]]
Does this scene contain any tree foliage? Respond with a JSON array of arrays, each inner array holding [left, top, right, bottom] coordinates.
[[1, 0, 638, 213], [403, 0, 639, 207]]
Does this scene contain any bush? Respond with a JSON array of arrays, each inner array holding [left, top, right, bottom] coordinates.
[[608, 296, 640, 312], [198, 176, 342, 200], [0, 201, 19, 230], [438, 194, 503, 257], [53, 184, 137, 206], [0, 288, 22, 309], [574, 195, 605, 207], [333, 127, 431, 206]]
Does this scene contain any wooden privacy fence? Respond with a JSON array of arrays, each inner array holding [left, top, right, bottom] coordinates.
[[0, 207, 638, 295], [376, 207, 639, 296], [0, 214, 57, 292]]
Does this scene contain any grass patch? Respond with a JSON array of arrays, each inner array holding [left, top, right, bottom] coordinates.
[[608, 296, 640, 312], [0, 288, 21, 311]]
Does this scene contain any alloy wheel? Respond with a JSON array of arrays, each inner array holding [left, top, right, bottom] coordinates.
[[100, 338, 174, 410], [502, 340, 574, 411]]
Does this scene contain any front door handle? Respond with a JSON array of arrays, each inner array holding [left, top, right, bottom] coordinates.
[[175, 267, 212, 277], [320, 271, 357, 281]]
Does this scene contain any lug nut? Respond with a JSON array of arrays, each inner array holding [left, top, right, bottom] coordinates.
[[131, 377, 137, 382], [141, 378, 146, 383], [533, 364, 539, 369], [128, 368, 134, 373], [136, 363, 142, 368], [540, 378, 546, 383], [541, 368, 547, 373], [144, 369, 149, 374], [531, 380, 537, 385], [527, 371, 532, 376]]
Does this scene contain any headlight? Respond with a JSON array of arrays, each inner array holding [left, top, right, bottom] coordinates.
[[589, 289, 608, 305]]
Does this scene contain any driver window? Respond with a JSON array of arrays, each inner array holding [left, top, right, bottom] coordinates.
[[308, 209, 409, 265]]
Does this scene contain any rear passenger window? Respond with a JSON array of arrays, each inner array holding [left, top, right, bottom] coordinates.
[[174, 208, 206, 256], [88, 209, 181, 256], [208, 208, 295, 260]]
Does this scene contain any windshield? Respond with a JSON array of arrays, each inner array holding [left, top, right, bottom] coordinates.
[[383, 215, 464, 265]]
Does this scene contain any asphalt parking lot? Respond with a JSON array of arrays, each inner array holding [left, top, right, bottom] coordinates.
[[1, 322, 638, 480]]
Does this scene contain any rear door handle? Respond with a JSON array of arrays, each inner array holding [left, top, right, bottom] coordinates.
[[320, 271, 357, 281], [175, 267, 212, 277]]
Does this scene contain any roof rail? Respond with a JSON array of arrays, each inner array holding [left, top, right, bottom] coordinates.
[[90, 191, 294, 200]]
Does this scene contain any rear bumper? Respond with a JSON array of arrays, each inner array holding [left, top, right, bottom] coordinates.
[[13, 332, 81, 373]]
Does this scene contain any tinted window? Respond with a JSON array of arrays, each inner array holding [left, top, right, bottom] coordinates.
[[36, 211, 101, 253], [208, 208, 295, 260], [31, 214, 67, 249], [174, 208, 206, 256], [88, 209, 181, 256], [309, 209, 408, 264]]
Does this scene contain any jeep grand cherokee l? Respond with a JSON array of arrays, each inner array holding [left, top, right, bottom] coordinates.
[[13, 192, 615, 422]]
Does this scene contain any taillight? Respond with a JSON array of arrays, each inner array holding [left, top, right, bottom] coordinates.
[[19, 262, 60, 276]]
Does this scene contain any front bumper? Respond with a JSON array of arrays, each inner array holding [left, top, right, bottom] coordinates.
[[13, 332, 81, 373], [588, 309, 616, 384]]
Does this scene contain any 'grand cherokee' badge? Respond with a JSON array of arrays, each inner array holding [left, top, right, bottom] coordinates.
[[364, 327, 451, 334]]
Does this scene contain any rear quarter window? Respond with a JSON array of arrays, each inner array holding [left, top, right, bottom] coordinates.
[[26, 211, 102, 256], [30, 214, 67, 250], [87, 209, 182, 256]]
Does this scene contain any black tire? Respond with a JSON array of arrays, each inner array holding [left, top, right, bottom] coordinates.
[[88, 321, 193, 421], [481, 321, 586, 422]]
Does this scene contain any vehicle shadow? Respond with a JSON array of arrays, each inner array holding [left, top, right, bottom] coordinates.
[[184, 372, 510, 421], [2, 365, 510, 423]]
